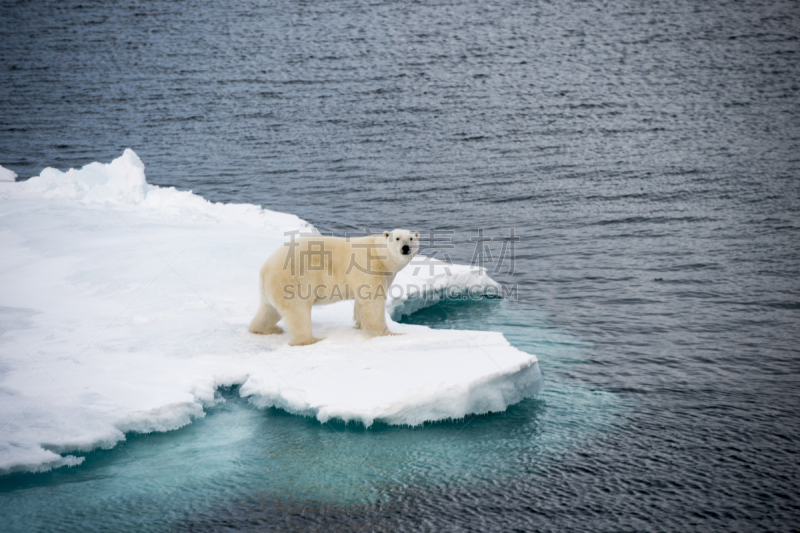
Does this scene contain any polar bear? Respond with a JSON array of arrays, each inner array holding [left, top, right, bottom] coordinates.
[[249, 229, 420, 346]]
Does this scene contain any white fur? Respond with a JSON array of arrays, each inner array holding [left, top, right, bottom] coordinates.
[[249, 229, 420, 346]]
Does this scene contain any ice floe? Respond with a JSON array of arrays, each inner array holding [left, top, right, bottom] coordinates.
[[0, 150, 541, 474]]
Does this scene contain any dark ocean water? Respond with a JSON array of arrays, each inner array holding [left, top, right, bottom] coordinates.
[[1, 0, 800, 531]]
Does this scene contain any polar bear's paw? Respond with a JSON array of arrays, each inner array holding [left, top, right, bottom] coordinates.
[[289, 336, 324, 347], [249, 325, 284, 335], [365, 330, 403, 338]]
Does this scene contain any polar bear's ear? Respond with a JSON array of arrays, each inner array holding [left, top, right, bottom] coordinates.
[[415, 231, 420, 238], [384, 231, 390, 238]]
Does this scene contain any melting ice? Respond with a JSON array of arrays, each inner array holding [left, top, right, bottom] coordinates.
[[0, 151, 541, 475]]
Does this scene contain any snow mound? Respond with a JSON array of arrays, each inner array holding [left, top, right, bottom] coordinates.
[[0, 150, 541, 474], [388, 260, 501, 321], [22, 148, 147, 204], [0, 164, 17, 182]]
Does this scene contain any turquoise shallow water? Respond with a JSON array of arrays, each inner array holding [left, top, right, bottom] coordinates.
[[0, 300, 618, 533]]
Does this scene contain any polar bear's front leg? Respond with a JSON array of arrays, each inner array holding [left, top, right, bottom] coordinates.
[[357, 297, 392, 337]]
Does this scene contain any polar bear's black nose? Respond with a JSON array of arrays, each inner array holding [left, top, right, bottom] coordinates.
[[402, 245, 410, 255]]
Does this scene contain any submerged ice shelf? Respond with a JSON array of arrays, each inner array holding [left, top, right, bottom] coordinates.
[[0, 151, 541, 475]]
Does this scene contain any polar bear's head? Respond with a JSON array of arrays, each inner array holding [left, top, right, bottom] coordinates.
[[383, 229, 420, 264]]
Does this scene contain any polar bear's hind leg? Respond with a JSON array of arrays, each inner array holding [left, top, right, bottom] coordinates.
[[280, 302, 322, 346], [249, 301, 284, 335], [353, 299, 363, 329]]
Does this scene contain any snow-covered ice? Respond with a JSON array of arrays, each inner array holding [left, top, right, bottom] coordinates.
[[0, 150, 541, 474], [0, 164, 17, 182]]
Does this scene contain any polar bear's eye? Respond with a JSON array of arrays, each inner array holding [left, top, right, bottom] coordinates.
[[396, 237, 400, 240]]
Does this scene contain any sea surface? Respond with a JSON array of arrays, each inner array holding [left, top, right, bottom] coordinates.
[[1, 0, 799, 531]]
